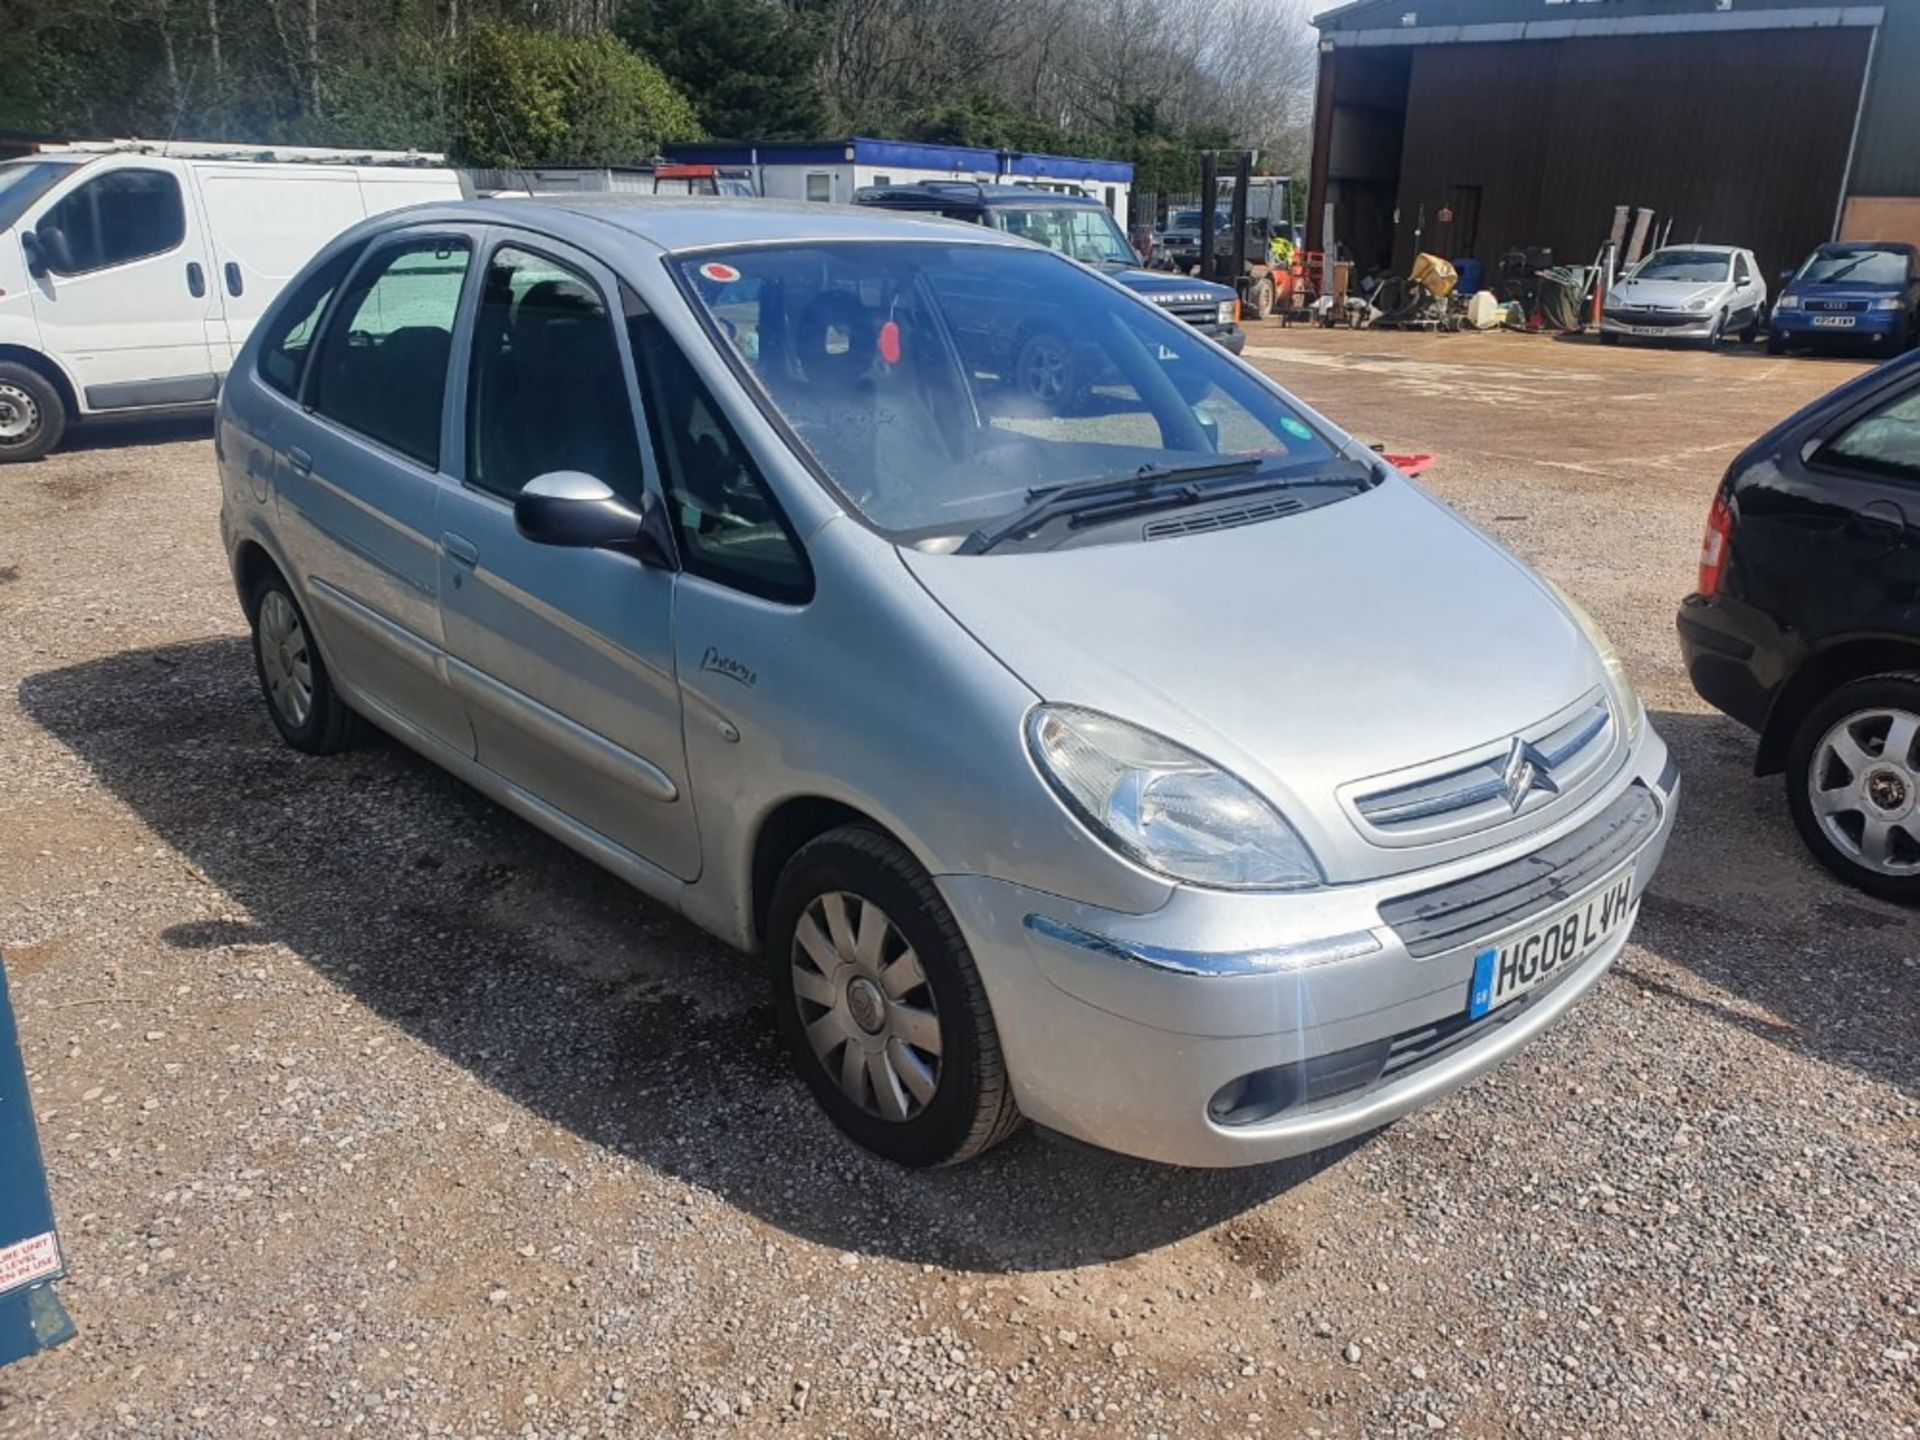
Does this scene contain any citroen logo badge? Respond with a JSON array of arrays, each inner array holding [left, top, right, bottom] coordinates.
[[1500, 737, 1558, 813]]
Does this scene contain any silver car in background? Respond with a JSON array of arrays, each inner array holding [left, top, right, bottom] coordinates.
[[217, 198, 1678, 1168], [1601, 243, 1768, 347]]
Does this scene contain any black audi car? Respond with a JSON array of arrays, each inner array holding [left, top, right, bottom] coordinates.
[[1678, 347, 1920, 899]]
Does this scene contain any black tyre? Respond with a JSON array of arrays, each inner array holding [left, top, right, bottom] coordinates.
[[1785, 673, 1920, 904], [1706, 309, 1728, 350], [1739, 311, 1759, 345], [1766, 329, 1786, 356], [1013, 331, 1087, 412], [1245, 275, 1275, 321], [0, 361, 67, 463], [248, 571, 360, 754], [1599, 330, 1620, 346], [766, 825, 1022, 1166]]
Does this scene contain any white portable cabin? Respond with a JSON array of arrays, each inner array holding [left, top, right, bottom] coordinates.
[[662, 138, 1134, 221], [0, 139, 460, 457]]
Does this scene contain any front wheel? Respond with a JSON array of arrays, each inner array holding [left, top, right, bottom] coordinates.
[[766, 826, 1022, 1166], [1706, 309, 1728, 349], [1739, 311, 1759, 345], [1599, 330, 1620, 346], [1766, 329, 1786, 356], [1786, 674, 1920, 903], [0, 362, 67, 463], [1245, 275, 1275, 321]]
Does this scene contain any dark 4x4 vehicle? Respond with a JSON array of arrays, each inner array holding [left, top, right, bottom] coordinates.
[[1679, 348, 1920, 899], [855, 182, 1243, 409]]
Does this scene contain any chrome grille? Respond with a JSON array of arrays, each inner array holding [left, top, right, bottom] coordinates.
[[1378, 782, 1657, 958], [1349, 693, 1617, 846]]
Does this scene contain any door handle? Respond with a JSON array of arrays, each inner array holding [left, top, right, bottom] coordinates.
[[442, 532, 480, 566], [286, 445, 313, 476], [224, 262, 243, 297], [186, 262, 205, 298]]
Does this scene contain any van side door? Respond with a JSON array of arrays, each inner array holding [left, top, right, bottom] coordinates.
[[192, 164, 367, 371], [436, 233, 699, 881], [22, 159, 222, 411]]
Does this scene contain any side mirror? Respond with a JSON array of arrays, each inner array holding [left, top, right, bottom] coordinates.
[[514, 472, 675, 568], [31, 224, 75, 275], [1779, 269, 1794, 287], [20, 230, 47, 278]]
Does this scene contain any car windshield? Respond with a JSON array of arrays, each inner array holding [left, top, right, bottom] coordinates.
[[0, 159, 81, 232], [1796, 248, 1908, 286], [991, 205, 1135, 265], [1631, 250, 1732, 283], [676, 240, 1352, 549], [1169, 209, 1204, 230]]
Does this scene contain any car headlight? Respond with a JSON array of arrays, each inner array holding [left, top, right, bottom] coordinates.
[[1776, 293, 1801, 309], [1873, 297, 1903, 311], [1217, 299, 1237, 326], [1687, 299, 1708, 312], [1546, 583, 1644, 746], [1027, 705, 1322, 889]]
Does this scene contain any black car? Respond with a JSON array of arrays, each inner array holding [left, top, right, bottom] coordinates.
[[1678, 347, 1920, 899], [853, 182, 1245, 401]]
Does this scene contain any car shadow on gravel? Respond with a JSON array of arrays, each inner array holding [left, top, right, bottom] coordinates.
[[1629, 708, 1916, 1098], [19, 637, 1359, 1273]]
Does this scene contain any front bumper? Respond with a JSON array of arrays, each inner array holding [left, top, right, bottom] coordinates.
[[1215, 324, 1247, 355], [939, 728, 1679, 1167], [1769, 308, 1905, 343], [1600, 313, 1718, 340]]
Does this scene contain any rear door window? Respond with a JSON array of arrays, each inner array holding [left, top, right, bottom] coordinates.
[[257, 245, 362, 399], [310, 238, 471, 468], [1820, 384, 1920, 484]]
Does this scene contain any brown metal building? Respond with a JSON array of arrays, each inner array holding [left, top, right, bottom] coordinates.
[[1305, 0, 1920, 286]]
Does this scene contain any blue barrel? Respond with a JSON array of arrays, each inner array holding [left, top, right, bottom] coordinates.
[[0, 951, 74, 1368], [1452, 257, 1485, 297]]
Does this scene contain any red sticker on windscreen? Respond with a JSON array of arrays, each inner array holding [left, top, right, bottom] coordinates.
[[699, 261, 741, 283]]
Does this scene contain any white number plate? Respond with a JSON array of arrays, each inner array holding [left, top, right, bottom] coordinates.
[[1627, 325, 1668, 337], [1467, 869, 1635, 1019], [1812, 315, 1856, 328]]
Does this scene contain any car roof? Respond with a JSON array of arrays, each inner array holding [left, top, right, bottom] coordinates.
[[1645, 244, 1740, 256], [386, 195, 1027, 254], [1814, 240, 1917, 258], [854, 181, 1105, 211]]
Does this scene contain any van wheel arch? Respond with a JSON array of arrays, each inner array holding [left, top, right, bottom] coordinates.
[[0, 347, 76, 462], [1758, 637, 1920, 774], [0, 346, 78, 418]]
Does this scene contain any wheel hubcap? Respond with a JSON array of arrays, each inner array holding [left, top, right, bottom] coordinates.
[[790, 891, 942, 1123], [0, 383, 39, 444], [1019, 341, 1068, 402], [257, 591, 315, 729], [1809, 707, 1920, 875]]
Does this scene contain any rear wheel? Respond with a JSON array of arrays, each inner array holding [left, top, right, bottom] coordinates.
[[249, 572, 360, 754], [766, 825, 1021, 1166], [1245, 275, 1275, 321], [1786, 674, 1920, 903], [0, 362, 66, 463]]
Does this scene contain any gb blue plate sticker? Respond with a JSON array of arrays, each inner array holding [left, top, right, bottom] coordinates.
[[1279, 416, 1313, 441], [1468, 947, 1496, 1019]]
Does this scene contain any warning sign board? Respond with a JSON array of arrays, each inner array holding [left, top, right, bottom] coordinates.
[[0, 1233, 60, 1298]]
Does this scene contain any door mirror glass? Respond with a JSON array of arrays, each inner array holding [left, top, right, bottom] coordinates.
[[31, 224, 75, 275], [514, 471, 673, 566]]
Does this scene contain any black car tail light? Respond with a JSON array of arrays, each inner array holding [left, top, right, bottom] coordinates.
[[1698, 491, 1734, 598]]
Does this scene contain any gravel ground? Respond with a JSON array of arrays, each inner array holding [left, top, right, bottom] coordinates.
[[0, 330, 1914, 1439]]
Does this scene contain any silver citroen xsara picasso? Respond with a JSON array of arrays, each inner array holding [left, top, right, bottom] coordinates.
[[218, 198, 1678, 1167]]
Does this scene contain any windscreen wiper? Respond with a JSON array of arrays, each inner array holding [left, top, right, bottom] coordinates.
[[958, 458, 1260, 555]]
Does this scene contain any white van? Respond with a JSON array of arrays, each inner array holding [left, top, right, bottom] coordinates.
[[0, 143, 462, 461]]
